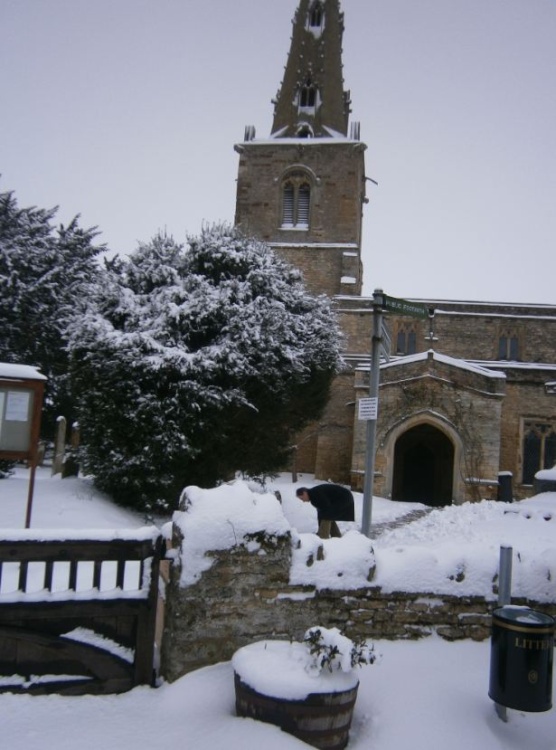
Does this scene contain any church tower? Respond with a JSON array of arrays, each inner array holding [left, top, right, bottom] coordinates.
[[234, 0, 367, 298]]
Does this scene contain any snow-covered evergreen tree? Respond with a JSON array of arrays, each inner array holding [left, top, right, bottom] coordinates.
[[0, 189, 104, 432], [67, 225, 342, 511]]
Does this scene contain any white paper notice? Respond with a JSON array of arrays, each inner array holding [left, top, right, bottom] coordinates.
[[5, 391, 30, 421], [358, 396, 378, 421]]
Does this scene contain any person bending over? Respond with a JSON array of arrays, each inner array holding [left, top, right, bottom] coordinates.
[[296, 484, 355, 539]]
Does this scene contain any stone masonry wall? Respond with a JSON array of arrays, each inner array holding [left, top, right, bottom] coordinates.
[[160, 527, 556, 683], [500, 370, 556, 493], [234, 141, 365, 298], [349, 355, 505, 500]]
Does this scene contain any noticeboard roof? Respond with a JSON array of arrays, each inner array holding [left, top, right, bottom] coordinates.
[[0, 363, 47, 382]]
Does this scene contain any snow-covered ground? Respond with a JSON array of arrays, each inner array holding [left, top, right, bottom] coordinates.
[[1, 466, 555, 750]]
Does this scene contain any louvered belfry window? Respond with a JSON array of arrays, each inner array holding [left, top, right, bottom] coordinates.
[[281, 175, 311, 229]]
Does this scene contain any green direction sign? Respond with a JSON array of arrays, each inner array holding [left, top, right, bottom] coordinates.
[[382, 294, 429, 319]]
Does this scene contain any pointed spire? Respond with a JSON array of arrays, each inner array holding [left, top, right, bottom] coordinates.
[[271, 0, 351, 138]]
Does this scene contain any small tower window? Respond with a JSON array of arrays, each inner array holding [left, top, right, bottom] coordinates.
[[281, 174, 311, 229], [309, 2, 323, 28], [296, 123, 314, 138], [299, 80, 317, 109]]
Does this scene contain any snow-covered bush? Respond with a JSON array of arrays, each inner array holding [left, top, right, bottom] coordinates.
[[67, 225, 342, 511], [0, 460, 15, 479], [303, 626, 375, 675]]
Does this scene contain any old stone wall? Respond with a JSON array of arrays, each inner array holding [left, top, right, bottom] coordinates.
[[500, 369, 556, 493], [335, 300, 556, 364], [160, 528, 556, 683], [383, 302, 556, 363], [234, 141, 365, 298], [235, 141, 365, 245], [285, 369, 356, 485], [312, 300, 556, 498], [349, 354, 505, 501]]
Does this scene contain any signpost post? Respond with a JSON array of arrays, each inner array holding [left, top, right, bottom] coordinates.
[[360, 292, 431, 538], [361, 290, 384, 537]]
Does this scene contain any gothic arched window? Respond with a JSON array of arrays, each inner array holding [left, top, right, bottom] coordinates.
[[281, 173, 311, 229], [498, 331, 520, 360], [522, 421, 556, 484], [396, 324, 418, 355], [299, 80, 317, 109]]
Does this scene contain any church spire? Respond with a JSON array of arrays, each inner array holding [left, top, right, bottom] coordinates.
[[271, 0, 352, 138]]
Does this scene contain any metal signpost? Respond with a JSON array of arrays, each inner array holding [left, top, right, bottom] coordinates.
[[360, 292, 430, 538], [360, 290, 384, 537]]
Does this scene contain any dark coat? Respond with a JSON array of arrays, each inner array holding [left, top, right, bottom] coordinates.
[[306, 484, 355, 523]]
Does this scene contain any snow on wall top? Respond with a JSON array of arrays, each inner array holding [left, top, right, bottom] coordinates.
[[173, 481, 292, 586]]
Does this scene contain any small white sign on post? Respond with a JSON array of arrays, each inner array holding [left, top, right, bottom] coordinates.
[[358, 397, 378, 421]]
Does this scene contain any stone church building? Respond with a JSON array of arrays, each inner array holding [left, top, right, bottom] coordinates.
[[234, 0, 556, 505]]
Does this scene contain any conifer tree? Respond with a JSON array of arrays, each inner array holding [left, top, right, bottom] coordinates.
[[0, 189, 104, 433], [68, 225, 342, 511]]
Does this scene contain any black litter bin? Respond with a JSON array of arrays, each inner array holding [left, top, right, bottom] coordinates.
[[489, 606, 555, 712]]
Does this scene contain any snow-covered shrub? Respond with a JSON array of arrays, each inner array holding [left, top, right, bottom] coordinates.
[[67, 225, 342, 511], [303, 626, 375, 674], [0, 460, 15, 479]]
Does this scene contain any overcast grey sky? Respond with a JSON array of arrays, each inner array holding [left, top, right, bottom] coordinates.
[[2, 0, 555, 304]]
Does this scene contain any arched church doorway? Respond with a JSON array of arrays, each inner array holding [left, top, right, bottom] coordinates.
[[392, 423, 454, 507]]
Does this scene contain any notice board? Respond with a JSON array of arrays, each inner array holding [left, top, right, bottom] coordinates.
[[0, 386, 35, 452]]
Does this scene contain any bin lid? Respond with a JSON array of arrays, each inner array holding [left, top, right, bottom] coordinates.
[[493, 606, 555, 629]]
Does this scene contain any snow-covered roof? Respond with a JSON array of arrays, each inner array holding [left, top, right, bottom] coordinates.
[[267, 242, 358, 249], [468, 360, 556, 373], [238, 137, 361, 146], [0, 363, 47, 381], [352, 296, 556, 318], [378, 350, 506, 380], [435, 309, 556, 322]]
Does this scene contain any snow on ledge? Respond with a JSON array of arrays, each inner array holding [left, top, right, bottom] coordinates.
[[0, 363, 47, 381], [0, 526, 161, 543], [536, 467, 556, 481]]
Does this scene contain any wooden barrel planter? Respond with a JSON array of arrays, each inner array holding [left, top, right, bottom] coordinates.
[[232, 640, 360, 750], [235, 672, 358, 749]]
